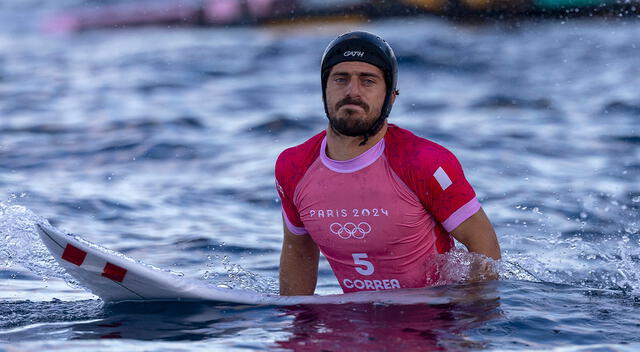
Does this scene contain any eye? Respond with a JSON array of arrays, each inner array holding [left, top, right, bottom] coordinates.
[[363, 79, 376, 86], [333, 77, 347, 84]]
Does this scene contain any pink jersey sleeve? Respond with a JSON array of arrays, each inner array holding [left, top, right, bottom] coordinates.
[[275, 131, 326, 235], [385, 125, 480, 232]]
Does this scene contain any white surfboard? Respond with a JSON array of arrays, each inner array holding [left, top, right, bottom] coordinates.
[[36, 223, 450, 305]]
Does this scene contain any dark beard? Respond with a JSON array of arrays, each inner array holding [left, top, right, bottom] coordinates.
[[328, 113, 378, 137], [328, 97, 380, 137]]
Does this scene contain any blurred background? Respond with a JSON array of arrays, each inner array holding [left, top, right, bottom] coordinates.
[[1, 0, 639, 350]]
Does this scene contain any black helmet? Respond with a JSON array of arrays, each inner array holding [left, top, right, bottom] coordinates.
[[320, 31, 399, 133]]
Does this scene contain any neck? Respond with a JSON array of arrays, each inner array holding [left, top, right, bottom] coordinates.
[[325, 122, 388, 161]]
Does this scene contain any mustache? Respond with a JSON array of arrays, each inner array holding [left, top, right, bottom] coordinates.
[[336, 97, 369, 112]]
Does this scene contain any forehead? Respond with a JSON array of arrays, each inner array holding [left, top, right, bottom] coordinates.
[[329, 61, 384, 77]]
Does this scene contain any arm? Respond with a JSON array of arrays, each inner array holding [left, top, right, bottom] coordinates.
[[279, 218, 319, 296], [450, 208, 501, 260], [450, 208, 501, 281]]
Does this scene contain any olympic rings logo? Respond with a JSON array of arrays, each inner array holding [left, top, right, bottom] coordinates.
[[330, 222, 371, 239]]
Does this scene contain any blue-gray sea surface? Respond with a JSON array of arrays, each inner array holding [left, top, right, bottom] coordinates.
[[1, 2, 640, 351]]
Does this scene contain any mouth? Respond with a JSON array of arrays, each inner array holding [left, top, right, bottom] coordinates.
[[336, 100, 369, 113], [340, 104, 366, 111]]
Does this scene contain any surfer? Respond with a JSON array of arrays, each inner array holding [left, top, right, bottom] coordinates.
[[276, 31, 501, 295]]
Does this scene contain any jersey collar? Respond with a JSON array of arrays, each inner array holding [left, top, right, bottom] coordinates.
[[320, 136, 385, 173]]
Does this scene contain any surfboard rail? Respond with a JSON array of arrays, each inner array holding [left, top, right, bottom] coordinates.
[[36, 223, 455, 306]]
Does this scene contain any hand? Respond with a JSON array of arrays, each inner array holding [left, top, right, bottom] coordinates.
[[467, 255, 499, 283]]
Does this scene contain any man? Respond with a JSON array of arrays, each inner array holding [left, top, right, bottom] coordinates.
[[275, 31, 500, 296]]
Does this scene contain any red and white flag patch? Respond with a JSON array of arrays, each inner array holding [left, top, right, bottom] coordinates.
[[434, 166, 453, 191], [61, 244, 87, 266], [102, 262, 127, 283]]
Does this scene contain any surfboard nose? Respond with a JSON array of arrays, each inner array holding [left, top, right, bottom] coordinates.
[[36, 223, 66, 259]]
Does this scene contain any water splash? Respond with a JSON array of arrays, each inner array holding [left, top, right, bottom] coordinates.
[[426, 249, 501, 287], [498, 195, 640, 296], [423, 222, 639, 297], [0, 200, 70, 283], [201, 242, 226, 282], [203, 245, 278, 294]]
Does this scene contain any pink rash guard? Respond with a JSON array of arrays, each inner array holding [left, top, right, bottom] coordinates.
[[275, 125, 481, 293]]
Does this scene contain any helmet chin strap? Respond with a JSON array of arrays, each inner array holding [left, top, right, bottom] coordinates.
[[358, 115, 386, 146], [357, 88, 397, 146]]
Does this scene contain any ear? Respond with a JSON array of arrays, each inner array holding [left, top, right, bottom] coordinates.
[[391, 89, 399, 104]]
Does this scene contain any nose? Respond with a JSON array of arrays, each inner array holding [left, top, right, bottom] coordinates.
[[344, 76, 361, 97]]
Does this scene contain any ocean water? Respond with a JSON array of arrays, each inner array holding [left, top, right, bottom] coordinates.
[[1, 2, 640, 351]]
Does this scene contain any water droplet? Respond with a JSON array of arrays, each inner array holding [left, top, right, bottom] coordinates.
[[624, 225, 638, 235]]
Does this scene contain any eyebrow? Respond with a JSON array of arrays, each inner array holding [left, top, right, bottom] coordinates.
[[330, 71, 383, 80]]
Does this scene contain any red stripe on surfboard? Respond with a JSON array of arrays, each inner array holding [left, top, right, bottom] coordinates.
[[101, 262, 127, 282], [61, 244, 87, 266]]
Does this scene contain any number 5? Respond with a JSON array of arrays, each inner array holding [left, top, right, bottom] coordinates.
[[352, 253, 374, 276]]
